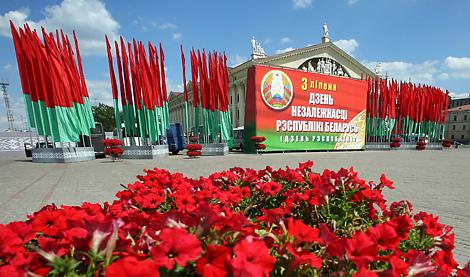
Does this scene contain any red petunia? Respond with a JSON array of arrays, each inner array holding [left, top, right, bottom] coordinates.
[[105, 256, 160, 277], [344, 231, 378, 269], [173, 191, 196, 211], [32, 210, 68, 236], [195, 244, 231, 277], [260, 181, 282, 196], [6, 221, 36, 244], [365, 222, 400, 251], [286, 243, 323, 273], [352, 266, 380, 276], [287, 218, 322, 244], [150, 228, 202, 270], [230, 238, 276, 277], [387, 215, 414, 240]]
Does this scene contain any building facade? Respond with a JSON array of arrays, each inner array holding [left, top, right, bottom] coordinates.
[[450, 96, 470, 109], [169, 29, 376, 134], [444, 104, 470, 144]]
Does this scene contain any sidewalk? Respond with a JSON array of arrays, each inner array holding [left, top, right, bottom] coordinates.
[[0, 149, 469, 265]]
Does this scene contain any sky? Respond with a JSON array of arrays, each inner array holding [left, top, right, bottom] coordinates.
[[0, 0, 469, 131]]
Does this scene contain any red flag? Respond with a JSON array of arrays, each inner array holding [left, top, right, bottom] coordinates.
[[442, 90, 449, 123], [115, 41, 127, 107], [159, 43, 168, 102], [128, 41, 141, 111], [73, 31, 89, 99], [190, 49, 199, 108], [120, 37, 133, 105], [181, 45, 188, 102], [105, 35, 119, 105]]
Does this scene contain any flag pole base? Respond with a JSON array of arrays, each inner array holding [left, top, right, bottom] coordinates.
[[120, 145, 169, 159], [32, 147, 95, 163], [200, 143, 229, 156]]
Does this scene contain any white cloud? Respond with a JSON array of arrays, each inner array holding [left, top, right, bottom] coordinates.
[[229, 54, 248, 67], [348, 0, 359, 4], [159, 23, 177, 30], [442, 57, 470, 79], [363, 60, 440, 85], [449, 92, 470, 99], [1, 0, 120, 56], [172, 33, 182, 40], [437, 73, 449, 80], [334, 39, 359, 56], [293, 0, 313, 8], [264, 38, 271, 44], [0, 8, 30, 37], [276, 47, 295, 54], [85, 79, 113, 106], [2, 64, 14, 73], [281, 37, 292, 44]]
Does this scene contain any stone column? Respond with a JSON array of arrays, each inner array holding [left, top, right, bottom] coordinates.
[[237, 81, 246, 127], [229, 84, 237, 127]]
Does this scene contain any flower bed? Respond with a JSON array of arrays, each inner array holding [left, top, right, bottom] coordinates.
[[0, 162, 469, 276], [187, 143, 202, 158], [252, 136, 266, 153], [416, 138, 427, 150], [390, 137, 401, 149], [104, 139, 124, 161], [442, 139, 452, 148]]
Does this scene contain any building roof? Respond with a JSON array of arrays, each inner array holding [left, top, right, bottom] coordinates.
[[448, 104, 470, 112]]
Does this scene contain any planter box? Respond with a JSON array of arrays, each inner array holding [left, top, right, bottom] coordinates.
[[200, 143, 229, 156], [121, 145, 169, 159], [365, 142, 443, 150], [32, 147, 95, 163]]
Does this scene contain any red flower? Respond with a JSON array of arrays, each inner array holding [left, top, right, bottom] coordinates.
[[403, 249, 435, 276], [286, 243, 323, 273], [287, 218, 321, 244], [173, 191, 196, 211], [259, 181, 282, 196], [150, 228, 202, 270], [32, 210, 68, 236], [352, 266, 380, 276], [106, 256, 160, 277], [195, 244, 231, 277], [187, 144, 202, 151], [457, 261, 470, 276], [365, 222, 400, 251], [387, 215, 414, 240], [344, 231, 378, 269], [230, 238, 276, 277], [103, 139, 123, 147], [6, 221, 36, 244]]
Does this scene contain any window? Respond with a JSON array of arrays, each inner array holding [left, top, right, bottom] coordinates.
[[465, 114, 468, 121], [454, 115, 457, 121], [464, 125, 466, 130], [452, 125, 456, 130], [237, 110, 239, 120], [451, 135, 454, 139], [237, 93, 240, 103], [230, 96, 232, 105], [461, 135, 465, 139]]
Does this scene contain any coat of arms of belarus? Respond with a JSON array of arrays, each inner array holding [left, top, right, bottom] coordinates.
[[261, 70, 293, 110]]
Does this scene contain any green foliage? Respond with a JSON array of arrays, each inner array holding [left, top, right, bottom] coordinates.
[[91, 103, 123, 132]]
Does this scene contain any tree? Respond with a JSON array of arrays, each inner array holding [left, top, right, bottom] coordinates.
[[91, 103, 121, 132]]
